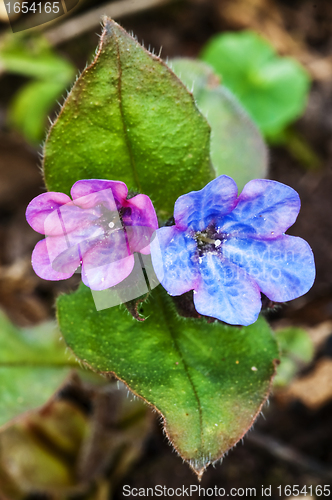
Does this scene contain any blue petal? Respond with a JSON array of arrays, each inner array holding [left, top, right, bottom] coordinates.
[[221, 179, 301, 238], [222, 235, 315, 301], [174, 175, 238, 231], [194, 253, 262, 326], [150, 227, 200, 295]]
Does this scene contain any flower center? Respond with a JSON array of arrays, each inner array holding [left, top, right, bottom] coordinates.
[[194, 227, 227, 255], [96, 204, 132, 234]]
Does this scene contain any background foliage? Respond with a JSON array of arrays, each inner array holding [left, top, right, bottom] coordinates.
[[0, 0, 331, 496]]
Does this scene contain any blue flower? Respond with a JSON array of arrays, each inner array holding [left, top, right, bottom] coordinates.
[[151, 175, 315, 326]]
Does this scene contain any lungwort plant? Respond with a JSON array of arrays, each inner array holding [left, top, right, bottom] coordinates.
[[23, 18, 315, 478]]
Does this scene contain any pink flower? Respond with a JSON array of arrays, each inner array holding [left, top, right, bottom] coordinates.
[[26, 180, 158, 290]]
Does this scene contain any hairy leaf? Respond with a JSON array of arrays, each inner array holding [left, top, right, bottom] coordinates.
[[43, 18, 213, 218], [58, 284, 279, 477]]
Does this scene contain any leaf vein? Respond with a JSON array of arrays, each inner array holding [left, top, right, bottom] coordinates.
[[157, 294, 204, 451], [115, 34, 142, 192]]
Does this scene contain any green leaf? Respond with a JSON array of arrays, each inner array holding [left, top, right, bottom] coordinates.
[[0, 32, 75, 145], [9, 80, 66, 144], [274, 327, 314, 387], [0, 32, 74, 84], [170, 58, 268, 190], [0, 311, 77, 427], [43, 18, 214, 218], [274, 356, 298, 388], [270, 127, 321, 170], [0, 401, 87, 494], [0, 375, 150, 497], [58, 284, 279, 477], [200, 31, 310, 136], [276, 326, 313, 363]]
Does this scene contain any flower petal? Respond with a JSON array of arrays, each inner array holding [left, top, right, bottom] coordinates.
[[150, 227, 200, 295], [174, 175, 238, 231], [90, 253, 154, 310], [126, 225, 156, 255], [124, 194, 158, 230], [44, 202, 101, 237], [80, 229, 133, 290], [223, 235, 315, 301], [221, 179, 300, 238], [31, 238, 79, 281], [82, 254, 135, 291], [71, 180, 127, 210], [124, 194, 158, 254], [26, 192, 71, 234], [193, 253, 262, 326]]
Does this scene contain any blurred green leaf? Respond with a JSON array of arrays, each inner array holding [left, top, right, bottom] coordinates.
[[0, 376, 151, 498], [9, 79, 66, 144], [274, 356, 298, 388], [0, 32, 74, 83], [0, 311, 77, 427], [43, 18, 214, 219], [0, 31, 75, 144], [170, 58, 268, 190], [274, 326, 314, 387], [200, 31, 310, 137], [270, 127, 321, 170], [276, 327, 313, 363], [0, 406, 84, 494], [58, 283, 278, 477]]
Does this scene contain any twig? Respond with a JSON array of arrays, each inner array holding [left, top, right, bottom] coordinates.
[[247, 431, 332, 480], [45, 0, 178, 46]]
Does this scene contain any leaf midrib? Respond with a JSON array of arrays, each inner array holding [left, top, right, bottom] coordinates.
[[114, 32, 142, 192], [155, 292, 204, 453]]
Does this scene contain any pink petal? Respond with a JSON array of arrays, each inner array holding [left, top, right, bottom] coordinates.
[[26, 192, 71, 234], [82, 254, 135, 290], [71, 180, 127, 211], [126, 225, 156, 255], [124, 194, 159, 230], [80, 229, 133, 290], [31, 238, 79, 281], [43, 201, 101, 237]]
